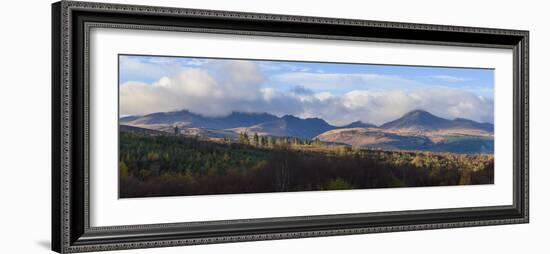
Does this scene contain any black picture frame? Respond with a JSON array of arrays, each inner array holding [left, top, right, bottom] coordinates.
[[52, 1, 529, 253]]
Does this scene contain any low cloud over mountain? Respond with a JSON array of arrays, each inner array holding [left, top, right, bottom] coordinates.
[[119, 58, 494, 126]]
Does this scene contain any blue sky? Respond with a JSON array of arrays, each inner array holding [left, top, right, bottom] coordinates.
[[119, 55, 494, 125]]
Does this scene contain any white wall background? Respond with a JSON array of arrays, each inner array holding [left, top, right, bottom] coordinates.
[[0, 0, 546, 253]]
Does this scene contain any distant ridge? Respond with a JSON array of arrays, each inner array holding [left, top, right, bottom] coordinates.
[[233, 115, 335, 139], [121, 109, 494, 153], [122, 109, 493, 135], [121, 110, 278, 130]]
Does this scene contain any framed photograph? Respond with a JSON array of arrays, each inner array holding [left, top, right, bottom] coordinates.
[[52, 1, 529, 253]]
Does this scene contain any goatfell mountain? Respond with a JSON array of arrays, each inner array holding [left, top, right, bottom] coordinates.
[[381, 110, 493, 132], [382, 110, 455, 130], [316, 110, 493, 153], [120, 109, 494, 153]]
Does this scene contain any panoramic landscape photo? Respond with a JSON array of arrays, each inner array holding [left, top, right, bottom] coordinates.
[[118, 54, 495, 198]]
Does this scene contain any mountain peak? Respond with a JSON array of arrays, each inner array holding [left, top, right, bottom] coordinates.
[[381, 110, 493, 132], [381, 110, 449, 130], [282, 114, 299, 120], [282, 115, 327, 123], [402, 109, 435, 118], [341, 121, 377, 129]]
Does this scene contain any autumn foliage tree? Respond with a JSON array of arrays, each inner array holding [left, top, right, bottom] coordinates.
[[119, 132, 494, 198]]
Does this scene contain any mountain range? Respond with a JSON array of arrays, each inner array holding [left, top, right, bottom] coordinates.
[[120, 109, 494, 154]]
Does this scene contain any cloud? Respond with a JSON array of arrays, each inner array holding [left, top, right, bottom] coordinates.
[[119, 56, 179, 83], [263, 88, 493, 126], [430, 75, 471, 82], [120, 60, 264, 117], [290, 85, 314, 95], [272, 72, 427, 93], [119, 56, 215, 84], [275, 72, 398, 84], [258, 62, 312, 72], [334, 89, 493, 125], [120, 61, 494, 126]]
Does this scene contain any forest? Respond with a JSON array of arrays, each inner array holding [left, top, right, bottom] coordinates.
[[119, 132, 494, 198]]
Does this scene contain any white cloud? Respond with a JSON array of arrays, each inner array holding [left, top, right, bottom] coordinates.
[[120, 60, 264, 117], [430, 75, 471, 82], [272, 72, 427, 92], [275, 72, 397, 83], [120, 61, 493, 126], [331, 89, 493, 125], [253, 87, 493, 126], [259, 62, 312, 72], [314, 92, 334, 101]]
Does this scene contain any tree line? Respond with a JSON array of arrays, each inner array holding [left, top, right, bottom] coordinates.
[[235, 132, 321, 147]]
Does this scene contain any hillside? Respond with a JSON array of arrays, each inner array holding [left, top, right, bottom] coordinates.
[[315, 127, 493, 154], [119, 132, 494, 197], [120, 109, 494, 154], [315, 128, 432, 150]]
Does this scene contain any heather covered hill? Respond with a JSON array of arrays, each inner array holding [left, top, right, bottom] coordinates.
[[315, 128, 433, 151]]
